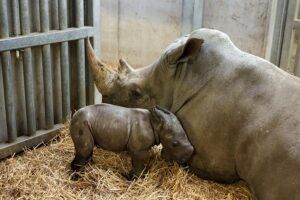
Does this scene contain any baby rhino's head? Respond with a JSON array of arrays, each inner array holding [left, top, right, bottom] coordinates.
[[150, 106, 194, 164]]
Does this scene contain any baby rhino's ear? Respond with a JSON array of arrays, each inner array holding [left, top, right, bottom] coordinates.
[[155, 106, 172, 115], [149, 106, 166, 129]]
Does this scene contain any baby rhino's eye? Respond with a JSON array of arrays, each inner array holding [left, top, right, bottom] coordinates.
[[172, 140, 179, 147]]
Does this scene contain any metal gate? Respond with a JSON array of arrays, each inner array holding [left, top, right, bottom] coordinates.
[[0, 0, 100, 159], [280, 0, 300, 75]]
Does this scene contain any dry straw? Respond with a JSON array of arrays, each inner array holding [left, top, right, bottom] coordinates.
[[0, 121, 252, 200]]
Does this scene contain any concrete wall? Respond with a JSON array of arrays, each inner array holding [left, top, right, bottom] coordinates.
[[202, 0, 272, 57], [100, 0, 182, 68], [98, 0, 273, 68]]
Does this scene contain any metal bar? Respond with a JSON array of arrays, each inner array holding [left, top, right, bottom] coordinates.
[[193, 0, 204, 30], [294, 19, 300, 28], [89, 0, 102, 104], [0, 124, 63, 159], [51, 0, 62, 123], [59, 0, 71, 118], [181, 0, 194, 35], [0, 57, 8, 142], [32, 0, 41, 32], [12, 0, 27, 135], [86, 0, 101, 104], [1, 52, 17, 141], [76, 0, 86, 108], [51, 0, 59, 30], [11, 0, 21, 36], [41, 0, 54, 129], [14, 52, 28, 134], [265, 0, 289, 65], [280, 0, 298, 69], [294, 31, 300, 76], [52, 44, 62, 123], [86, 0, 94, 105], [0, 27, 94, 52], [296, 0, 300, 20], [20, 0, 37, 136], [0, 0, 17, 142], [32, 0, 46, 130]]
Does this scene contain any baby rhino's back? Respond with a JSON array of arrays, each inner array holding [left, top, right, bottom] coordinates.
[[81, 103, 150, 152]]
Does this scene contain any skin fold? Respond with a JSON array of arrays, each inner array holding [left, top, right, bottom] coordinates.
[[70, 103, 194, 180]]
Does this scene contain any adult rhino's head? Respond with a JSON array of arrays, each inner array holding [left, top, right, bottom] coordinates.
[[86, 34, 203, 110]]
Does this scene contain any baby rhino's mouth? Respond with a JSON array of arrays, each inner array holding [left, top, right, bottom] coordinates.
[[178, 146, 194, 164], [178, 157, 189, 164], [161, 149, 191, 164], [161, 148, 173, 162]]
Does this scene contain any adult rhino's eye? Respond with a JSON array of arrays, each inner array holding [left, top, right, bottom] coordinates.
[[172, 140, 179, 147], [131, 88, 142, 98]]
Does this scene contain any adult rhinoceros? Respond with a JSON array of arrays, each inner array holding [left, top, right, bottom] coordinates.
[[86, 29, 300, 200]]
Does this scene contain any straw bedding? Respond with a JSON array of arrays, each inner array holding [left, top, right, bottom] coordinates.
[[0, 122, 252, 200]]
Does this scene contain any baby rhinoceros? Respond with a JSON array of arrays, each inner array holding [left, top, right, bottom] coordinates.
[[70, 103, 194, 180]]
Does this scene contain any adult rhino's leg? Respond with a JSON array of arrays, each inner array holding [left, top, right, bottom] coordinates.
[[188, 155, 239, 184], [70, 120, 94, 172]]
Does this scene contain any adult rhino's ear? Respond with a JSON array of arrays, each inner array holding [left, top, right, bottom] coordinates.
[[118, 58, 135, 74], [167, 38, 204, 65]]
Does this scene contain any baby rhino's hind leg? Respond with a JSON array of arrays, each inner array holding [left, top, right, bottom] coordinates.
[[70, 120, 94, 173]]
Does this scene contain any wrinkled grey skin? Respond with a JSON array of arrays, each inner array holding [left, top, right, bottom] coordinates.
[[70, 103, 194, 180], [86, 28, 300, 199]]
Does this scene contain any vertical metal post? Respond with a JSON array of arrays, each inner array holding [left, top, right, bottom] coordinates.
[[181, 0, 194, 35], [40, 0, 54, 129], [76, 0, 86, 108], [51, 0, 59, 30], [86, 0, 94, 105], [181, 0, 203, 35], [59, 0, 71, 118], [265, 0, 289, 66], [294, 31, 300, 76], [51, 0, 63, 123], [12, 0, 28, 135], [192, 0, 204, 30], [86, 0, 101, 104], [280, 0, 298, 70], [20, 0, 37, 136], [0, 59, 8, 142], [12, 0, 20, 36], [32, 0, 46, 130], [0, 0, 17, 142]]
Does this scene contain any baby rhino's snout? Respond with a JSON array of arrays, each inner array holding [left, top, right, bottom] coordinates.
[[179, 144, 194, 164]]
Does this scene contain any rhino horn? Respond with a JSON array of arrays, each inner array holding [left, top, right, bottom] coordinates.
[[86, 38, 119, 95], [118, 58, 135, 74]]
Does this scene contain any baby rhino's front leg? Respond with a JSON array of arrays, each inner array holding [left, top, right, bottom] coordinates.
[[127, 150, 150, 180]]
